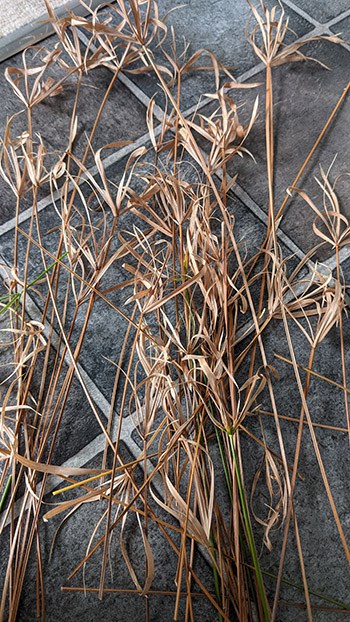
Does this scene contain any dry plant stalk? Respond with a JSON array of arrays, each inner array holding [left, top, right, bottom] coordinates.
[[0, 1, 349, 621]]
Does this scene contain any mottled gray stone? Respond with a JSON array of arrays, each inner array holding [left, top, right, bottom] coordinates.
[[339, 254, 350, 284], [331, 14, 350, 38], [1, 3, 349, 620], [292, 0, 350, 23], [0, 305, 103, 468], [0, 148, 299, 411]]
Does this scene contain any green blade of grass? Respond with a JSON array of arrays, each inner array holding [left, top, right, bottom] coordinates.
[[0, 252, 68, 315], [0, 475, 12, 513], [229, 433, 270, 622]]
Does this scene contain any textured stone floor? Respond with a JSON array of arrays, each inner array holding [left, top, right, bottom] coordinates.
[[0, 1, 349, 621]]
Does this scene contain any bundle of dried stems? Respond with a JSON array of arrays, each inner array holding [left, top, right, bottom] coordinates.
[[0, 1, 349, 620]]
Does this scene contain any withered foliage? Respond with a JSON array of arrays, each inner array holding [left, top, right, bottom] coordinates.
[[0, 2, 349, 621]]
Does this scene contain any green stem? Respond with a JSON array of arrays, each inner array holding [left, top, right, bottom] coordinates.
[[0, 252, 68, 315], [215, 427, 233, 503], [216, 428, 349, 615], [0, 475, 12, 513], [215, 426, 258, 619], [255, 566, 350, 611], [209, 530, 223, 622], [228, 434, 270, 622]]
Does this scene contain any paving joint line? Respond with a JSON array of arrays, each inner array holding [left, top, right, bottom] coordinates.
[[78, 16, 350, 271], [182, 23, 330, 119], [323, 25, 350, 53], [74, 27, 309, 266], [2, 227, 349, 530], [1, 0, 349, 590], [325, 8, 350, 29], [0, 256, 111, 416], [280, 1, 350, 29], [230, 181, 310, 265], [76, 11, 328, 128], [1, 420, 163, 530], [229, 178, 350, 273], [182, 61, 265, 120], [0, 0, 116, 63], [79, 17, 329, 271], [282, 0, 321, 27], [0, 126, 160, 240]]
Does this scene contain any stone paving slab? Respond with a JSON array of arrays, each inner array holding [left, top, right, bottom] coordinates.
[[0, 290, 104, 469], [331, 13, 350, 38], [128, 300, 350, 620], [0, 149, 298, 412], [291, 0, 350, 24], [0, 0, 112, 63]]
